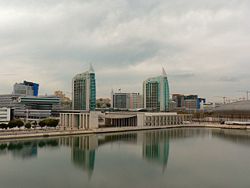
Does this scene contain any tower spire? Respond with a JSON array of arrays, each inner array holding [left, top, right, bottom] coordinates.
[[89, 63, 94, 73], [162, 67, 167, 76]]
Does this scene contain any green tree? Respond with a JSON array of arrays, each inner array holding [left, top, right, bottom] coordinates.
[[0, 124, 7, 129], [8, 120, 16, 129], [39, 120, 46, 128], [25, 122, 32, 129], [47, 119, 59, 128], [8, 119, 24, 129], [16, 120, 24, 128]]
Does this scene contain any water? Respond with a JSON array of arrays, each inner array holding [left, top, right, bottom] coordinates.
[[0, 128, 250, 188]]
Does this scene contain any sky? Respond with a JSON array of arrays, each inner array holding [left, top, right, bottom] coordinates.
[[0, 0, 249, 102]]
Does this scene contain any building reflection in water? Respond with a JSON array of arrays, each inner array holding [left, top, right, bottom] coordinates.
[[1, 128, 250, 179], [142, 131, 169, 172], [59, 131, 170, 177], [0, 139, 59, 159], [59, 136, 97, 179]]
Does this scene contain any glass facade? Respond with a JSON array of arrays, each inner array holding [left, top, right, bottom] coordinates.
[[73, 68, 96, 111], [143, 75, 170, 112]]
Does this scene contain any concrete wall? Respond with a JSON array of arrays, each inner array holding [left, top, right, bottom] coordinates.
[[60, 111, 100, 130], [0, 108, 11, 123]]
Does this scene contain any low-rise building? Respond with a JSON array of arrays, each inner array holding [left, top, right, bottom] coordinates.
[[59, 111, 192, 130], [0, 108, 12, 124]]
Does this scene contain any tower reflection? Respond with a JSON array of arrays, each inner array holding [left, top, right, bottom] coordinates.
[[142, 131, 169, 171]]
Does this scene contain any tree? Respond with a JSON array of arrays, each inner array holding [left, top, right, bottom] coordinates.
[[39, 120, 46, 128], [47, 119, 59, 128], [8, 120, 16, 129], [25, 122, 32, 129], [0, 124, 7, 129], [16, 120, 24, 129], [38, 119, 59, 128], [8, 119, 24, 129]]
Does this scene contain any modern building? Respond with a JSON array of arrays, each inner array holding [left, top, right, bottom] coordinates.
[[17, 96, 61, 110], [171, 94, 206, 112], [60, 111, 191, 130], [0, 94, 61, 122], [72, 65, 96, 111], [111, 91, 143, 110], [60, 111, 100, 130], [143, 68, 170, 112], [13, 81, 39, 96], [172, 94, 185, 108], [0, 108, 12, 124], [0, 94, 21, 109]]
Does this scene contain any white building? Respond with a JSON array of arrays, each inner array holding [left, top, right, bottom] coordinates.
[[59, 111, 191, 130], [0, 108, 11, 124]]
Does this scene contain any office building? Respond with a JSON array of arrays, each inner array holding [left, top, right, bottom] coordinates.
[[111, 91, 143, 110], [0, 94, 60, 121], [171, 94, 206, 111], [0, 108, 12, 123], [0, 94, 21, 109], [17, 96, 61, 110], [13, 81, 39, 96], [143, 68, 170, 112], [72, 65, 96, 111], [172, 94, 185, 108]]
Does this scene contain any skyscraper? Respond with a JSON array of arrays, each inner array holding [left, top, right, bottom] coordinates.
[[72, 65, 96, 111], [143, 68, 170, 112]]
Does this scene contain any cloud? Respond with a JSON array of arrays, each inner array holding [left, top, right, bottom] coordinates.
[[0, 0, 249, 101]]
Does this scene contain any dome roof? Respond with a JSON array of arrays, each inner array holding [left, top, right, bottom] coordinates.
[[214, 100, 250, 114]]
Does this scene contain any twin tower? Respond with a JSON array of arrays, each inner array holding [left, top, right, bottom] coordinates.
[[72, 65, 170, 112]]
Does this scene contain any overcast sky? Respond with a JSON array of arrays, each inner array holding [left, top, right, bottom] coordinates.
[[0, 0, 249, 102]]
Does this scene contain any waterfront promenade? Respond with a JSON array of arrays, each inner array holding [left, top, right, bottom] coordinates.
[[0, 123, 248, 141]]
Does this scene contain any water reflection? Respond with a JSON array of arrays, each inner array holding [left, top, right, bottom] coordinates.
[[1, 128, 250, 179], [211, 129, 250, 146], [142, 131, 169, 172], [0, 139, 59, 159]]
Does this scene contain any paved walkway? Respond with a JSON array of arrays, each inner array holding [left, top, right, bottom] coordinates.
[[0, 123, 248, 141]]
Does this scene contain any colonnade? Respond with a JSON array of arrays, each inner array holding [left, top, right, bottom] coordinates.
[[60, 113, 90, 130]]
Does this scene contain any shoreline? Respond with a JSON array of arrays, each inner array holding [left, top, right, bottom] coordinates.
[[0, 123, 249, 141]]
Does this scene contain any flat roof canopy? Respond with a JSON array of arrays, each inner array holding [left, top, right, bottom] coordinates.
[[104, 114, 137, 119]]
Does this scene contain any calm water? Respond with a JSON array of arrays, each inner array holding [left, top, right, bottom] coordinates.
[[0, 128, 250, 188]]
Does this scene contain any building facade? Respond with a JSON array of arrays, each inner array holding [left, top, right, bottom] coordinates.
[[72, 65, 96, 111], [111, 92, 143, 110], [172, 94, 185, 108], [13, 81, 39, 96], [0, 108, 11, 124], [0, 94, 61, 122], [143, 68, 170, 112], [59, 111, 191, 130]]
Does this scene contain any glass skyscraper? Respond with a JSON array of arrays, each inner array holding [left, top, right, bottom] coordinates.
[[143, 68, 170, 112], [72, 65, 96, 111]]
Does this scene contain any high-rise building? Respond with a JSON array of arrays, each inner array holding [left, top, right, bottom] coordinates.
[[143, 68, 170, 112], [13, 81, 39, 96], [72, 65, 96, 111], [111, 91, 143, 110]]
